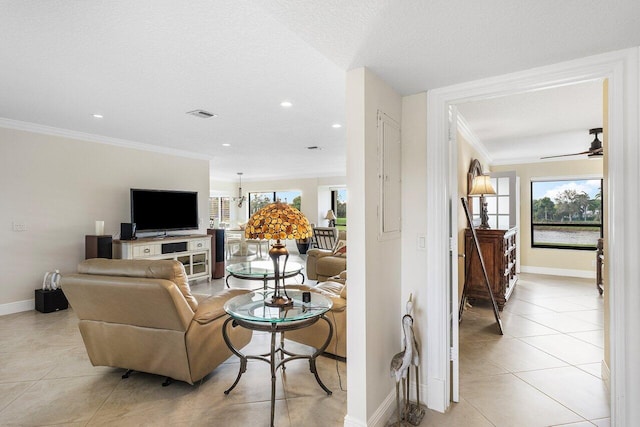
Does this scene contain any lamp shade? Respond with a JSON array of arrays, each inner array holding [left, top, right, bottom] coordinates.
[[324, 209, 336, 221], [245, 202, 312, 241], [469, 175, 496, 196]]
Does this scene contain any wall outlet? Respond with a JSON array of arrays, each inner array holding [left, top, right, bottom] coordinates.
[[12, 221, 27, 232]]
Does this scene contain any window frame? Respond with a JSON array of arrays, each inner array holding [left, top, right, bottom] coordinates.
[[331, 188, 348, 228], [248, 191, 301, 217], [530, 178, 603, 251]]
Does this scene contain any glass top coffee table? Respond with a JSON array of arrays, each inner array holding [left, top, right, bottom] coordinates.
[[225, 260, 305, 289], [222, 289, 333, 427]]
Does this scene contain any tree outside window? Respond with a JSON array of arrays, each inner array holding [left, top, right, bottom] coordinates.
[[331, 188, 347, 229], [531, 179, 602, 250], [248, 191, 301, 217]]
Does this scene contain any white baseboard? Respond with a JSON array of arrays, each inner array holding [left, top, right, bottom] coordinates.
[[520, 265, 595, 279], [0, 299, 33, 316], [344, 380, 427, 427], [343, 415, 367, 427], [368, 388, 397, 427]]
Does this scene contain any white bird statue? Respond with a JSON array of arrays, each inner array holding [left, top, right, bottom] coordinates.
[[390, 314, 415, 426], [389, 294, 425, 427]]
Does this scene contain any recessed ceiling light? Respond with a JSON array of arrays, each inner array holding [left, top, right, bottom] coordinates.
[[222, 143, 231, 147], [332, 123, 342, 128], [280, 101, 293, 108], [92, 114, 103, 119]]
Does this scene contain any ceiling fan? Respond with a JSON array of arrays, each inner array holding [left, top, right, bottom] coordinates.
[[541, 127, 603, 159]]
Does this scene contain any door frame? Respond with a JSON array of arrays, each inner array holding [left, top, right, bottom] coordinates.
[[424, 47, 639, 426]]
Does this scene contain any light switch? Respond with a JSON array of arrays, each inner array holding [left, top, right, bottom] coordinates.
[[417, 233, 426, 251]]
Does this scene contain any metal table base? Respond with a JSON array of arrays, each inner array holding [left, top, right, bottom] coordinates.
[[222, 315, 333, 427]]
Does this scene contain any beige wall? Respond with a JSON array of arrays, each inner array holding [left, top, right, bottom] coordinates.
[[457, 133, 492, 301], [0, 127, 210, 310], [346, 67, 403, 424], [492, 159, 603, 276]]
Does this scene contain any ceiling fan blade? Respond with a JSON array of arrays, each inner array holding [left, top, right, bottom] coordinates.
[[541, 150, 591, 159]]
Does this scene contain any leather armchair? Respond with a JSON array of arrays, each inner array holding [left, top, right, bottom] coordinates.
[[306, 230, 346, 281], [285, 271, 347, 359], [61, 258, 252, 385]]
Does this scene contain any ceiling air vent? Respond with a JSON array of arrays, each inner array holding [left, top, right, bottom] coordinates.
[[186, 109, 217, 119]]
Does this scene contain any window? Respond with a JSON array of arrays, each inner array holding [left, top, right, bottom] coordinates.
[[331, 188, 348, 229], [531, 179, 603, 250], [248, 191, 301, 217], [209, 196, 230, 227]]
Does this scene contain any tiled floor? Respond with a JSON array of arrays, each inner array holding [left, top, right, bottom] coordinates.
[[0, 262, 609, 426], [455, 273, 610, 427]]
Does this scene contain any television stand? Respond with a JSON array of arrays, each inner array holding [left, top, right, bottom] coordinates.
[[113, 234, 211, 282]]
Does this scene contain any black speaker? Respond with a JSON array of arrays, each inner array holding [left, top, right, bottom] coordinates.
[[85, 235, 113, 259], [35, 289, 68, 313], [208, 228, 226, 279], [161, 242, 187, 254], [120, 222, 136, 240], [214, 229, 225, 263]]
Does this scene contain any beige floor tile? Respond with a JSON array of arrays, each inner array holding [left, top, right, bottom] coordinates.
[[565, 310, 604, 327], [189, 400, 292, 427], [0, 381, 34, 411], [519, 335, 603, 365], [516, 366, 610, 420], [0, 348, 58, 383], [516, 297, 594, 313], [563, 295, 605, 310], [415, 397, 494, 427], [590, 417, 610, 427], [520, 312, 602, 333], [461, 373, 582, 426], [550, 422, 595, 427], [287, 395, 346, 427], [461, 337, 568, 374], [575, 362, 604, 379], [502, 298, 555, 316], [568, 330, 604, 348], [0, 374, 120, 426]]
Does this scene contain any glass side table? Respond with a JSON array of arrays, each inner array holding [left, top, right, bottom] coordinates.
[[225, 260, 304, 289], [222, 289, 333, 427]]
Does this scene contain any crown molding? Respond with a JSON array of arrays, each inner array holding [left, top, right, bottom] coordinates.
[[0, 117, 213, 161], [456, 113, 493, 163]]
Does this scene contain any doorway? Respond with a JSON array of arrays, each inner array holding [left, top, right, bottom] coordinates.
[[423, 48, 639, 425], [452, 81, 608, 424]]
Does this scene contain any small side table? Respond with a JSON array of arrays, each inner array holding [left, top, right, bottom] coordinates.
[[222, 290, 333, 427]]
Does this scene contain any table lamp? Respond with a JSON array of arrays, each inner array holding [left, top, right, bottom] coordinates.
[[325, 209, 336, 227], [245, 202, 312, 307], [468, 175, 496, 229]]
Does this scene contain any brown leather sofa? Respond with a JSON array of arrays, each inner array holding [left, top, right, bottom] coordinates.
[[306, 230, 347, 281], [61, 258, 252, 385], [286, 271, 346, 359]]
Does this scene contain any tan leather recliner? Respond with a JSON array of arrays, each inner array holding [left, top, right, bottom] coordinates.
[[61, 258, 252, 385], [306, 230, 346, 281], [285, 271, 347, 359]]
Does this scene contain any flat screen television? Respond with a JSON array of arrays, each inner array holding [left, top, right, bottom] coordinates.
[[131, 189, 199, 232]]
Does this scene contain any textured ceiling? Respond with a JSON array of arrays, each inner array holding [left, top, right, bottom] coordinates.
[[457, 80, 604, 164], [1, 1, 639, 181]]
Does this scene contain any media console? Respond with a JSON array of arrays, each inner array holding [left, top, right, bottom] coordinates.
[[113, 235, 211, 282]]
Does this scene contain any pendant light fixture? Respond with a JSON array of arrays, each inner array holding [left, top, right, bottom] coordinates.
[[234, 172, 246, 208]]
